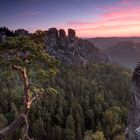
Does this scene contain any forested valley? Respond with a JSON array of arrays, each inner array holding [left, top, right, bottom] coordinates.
[[0, 27, 132, 140]]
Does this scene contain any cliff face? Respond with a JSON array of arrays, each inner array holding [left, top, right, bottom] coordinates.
[[45, 28, 110, 66], [126, 63, 140, 140]]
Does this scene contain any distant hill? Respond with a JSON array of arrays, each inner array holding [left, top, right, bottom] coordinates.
[[104, 41, 140, 69], [88, 37, 140, 50]]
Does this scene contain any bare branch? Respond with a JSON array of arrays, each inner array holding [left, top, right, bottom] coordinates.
[[24, 115, 34, 140], [0, 113, 25, 139], [0, 64, 48, 139], [13, 64, 30, 111], [0, 64, 31, 139]]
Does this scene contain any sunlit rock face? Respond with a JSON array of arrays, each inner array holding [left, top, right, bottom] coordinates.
[[126, 63, 140, 140], [45, 28, 110, 66]]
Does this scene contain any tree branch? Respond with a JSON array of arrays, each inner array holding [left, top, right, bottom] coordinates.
[[12, 64, 30, 111], [0, 113, 25, 139], [0, 64, 47, 139], [0, 64, 30, 139]]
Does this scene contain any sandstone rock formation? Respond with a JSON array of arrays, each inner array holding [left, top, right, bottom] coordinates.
[[126, 63, 140, 140], [59, 29, 66, 37], [47, 28, 58, 38], [45, 28, 110, 66], [68, 29, 76, 38]]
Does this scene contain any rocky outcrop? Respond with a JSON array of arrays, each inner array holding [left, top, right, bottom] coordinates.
[[45, 28, 110, 66], [15, 29, 29, 37], [59, 29, 66, 37], [46, 28, 59, 50], [47, 28, 58, 38], [68, 29, 76, 38], [126, 63, 140, 140]]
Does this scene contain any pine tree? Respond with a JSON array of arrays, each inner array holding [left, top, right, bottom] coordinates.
[[0, 36, 58, 139]]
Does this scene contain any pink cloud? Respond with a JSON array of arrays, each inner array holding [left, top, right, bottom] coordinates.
[[120, 0, 138, 4], [121, 0, 130, 3], [64, 5, 140, 37]]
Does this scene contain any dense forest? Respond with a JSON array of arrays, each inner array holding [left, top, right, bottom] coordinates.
[[0, 27, 132, 140]]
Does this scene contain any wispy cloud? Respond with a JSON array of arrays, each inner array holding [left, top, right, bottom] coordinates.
[[120, 0, 138, 4], [64, 3, 140, 37], [121, 0, 130, 4]]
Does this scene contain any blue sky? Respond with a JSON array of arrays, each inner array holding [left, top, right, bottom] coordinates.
[[1, 0, 140, 37]]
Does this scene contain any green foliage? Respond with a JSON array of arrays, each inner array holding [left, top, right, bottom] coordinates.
[[28, 64, 131, 140], [30, 30, 46, 44], [92, 131, 106, 140], [65, 114, 76, 140], [0, 36, 59, 139], [0, 114, 8, 128], [0, 36, 132, 140], [0, 27, 14, 37]]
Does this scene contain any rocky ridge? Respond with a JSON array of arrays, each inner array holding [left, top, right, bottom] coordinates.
[[0, 27, 110, 66], [45, 28, 110, 66]]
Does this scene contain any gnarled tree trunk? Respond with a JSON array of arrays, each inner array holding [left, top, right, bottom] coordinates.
[[0, 65, 31, 139], [0, 113, 25, 139]]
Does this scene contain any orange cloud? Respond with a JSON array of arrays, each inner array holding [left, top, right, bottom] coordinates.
[[65, 5, 140, 37]]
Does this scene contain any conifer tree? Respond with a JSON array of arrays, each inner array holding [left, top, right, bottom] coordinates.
[[0, 36, 58, 139]]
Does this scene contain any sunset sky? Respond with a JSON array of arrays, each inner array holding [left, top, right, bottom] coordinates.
[[0, 0, 140, 37]]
